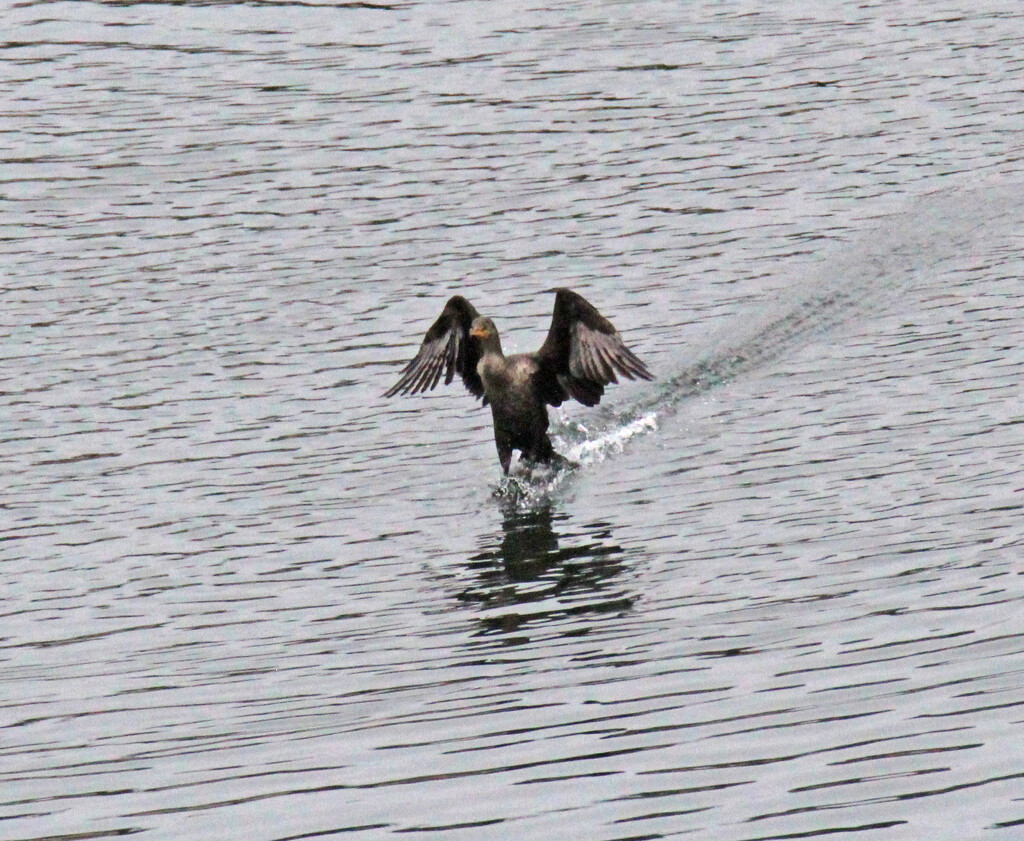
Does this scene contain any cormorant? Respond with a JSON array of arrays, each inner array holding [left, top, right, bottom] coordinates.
[[385, 288, 653, 474]]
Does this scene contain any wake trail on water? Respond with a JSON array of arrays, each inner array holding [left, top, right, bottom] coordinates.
[[639, 181, 1024, 416], [497, 180, 1023, 503]]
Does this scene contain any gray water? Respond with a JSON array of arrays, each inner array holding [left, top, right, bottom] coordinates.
[[3, 1, 1024, 839]]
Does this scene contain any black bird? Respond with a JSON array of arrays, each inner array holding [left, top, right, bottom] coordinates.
[[385, 288, 653, 474]]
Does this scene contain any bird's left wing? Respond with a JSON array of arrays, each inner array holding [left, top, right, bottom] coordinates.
[[384, 295, 486, 400], [535, 288, 652, 407]]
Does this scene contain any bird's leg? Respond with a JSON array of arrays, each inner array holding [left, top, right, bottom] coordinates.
[[525, 434, 578, 472], [528, 434, 555, 464], [494, 429, 514, 475]]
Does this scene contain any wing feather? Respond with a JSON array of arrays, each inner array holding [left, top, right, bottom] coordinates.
[[384, 296, 485, 399], [588, 339, 610, 381], [596, 342, 619, 384], [535, 288, 652, 408]]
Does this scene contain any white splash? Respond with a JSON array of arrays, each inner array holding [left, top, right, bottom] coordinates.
[[557, 411, 659, 466], [492, 410, 659, 504]]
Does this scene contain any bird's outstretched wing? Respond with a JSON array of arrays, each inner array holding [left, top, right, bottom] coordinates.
[[535, 288, 653, 407], [384, 295, 486, 400]]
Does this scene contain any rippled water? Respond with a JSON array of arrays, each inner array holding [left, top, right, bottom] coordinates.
[[3, 1, 1024, 839]]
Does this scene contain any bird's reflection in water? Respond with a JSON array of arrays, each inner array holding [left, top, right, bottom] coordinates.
[[459, 501, 634, 639]]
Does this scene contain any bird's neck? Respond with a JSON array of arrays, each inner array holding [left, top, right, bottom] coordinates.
[[480, 334, 504, 359], [476, 338, 508, 395]]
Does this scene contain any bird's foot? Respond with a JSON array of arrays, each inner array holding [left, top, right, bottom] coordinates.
[[548, 451, 579, 472], [518, 451, 578, 478]]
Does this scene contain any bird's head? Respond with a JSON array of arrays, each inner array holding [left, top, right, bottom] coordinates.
[[469, 316, 503, 356], [469, 317, 497, 341]]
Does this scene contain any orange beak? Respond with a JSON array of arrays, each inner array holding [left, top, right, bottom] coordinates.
[[469, 327, 487, 338]]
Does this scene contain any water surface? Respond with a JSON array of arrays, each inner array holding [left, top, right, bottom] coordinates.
[[3, 1, 1024, 840]]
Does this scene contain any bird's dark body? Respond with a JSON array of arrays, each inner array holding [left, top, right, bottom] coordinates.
[[385, 288, 653, 474], [480, 353, 555, 473]]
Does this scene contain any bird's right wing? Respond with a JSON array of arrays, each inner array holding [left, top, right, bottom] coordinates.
[[384, 295, 486, 400]]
